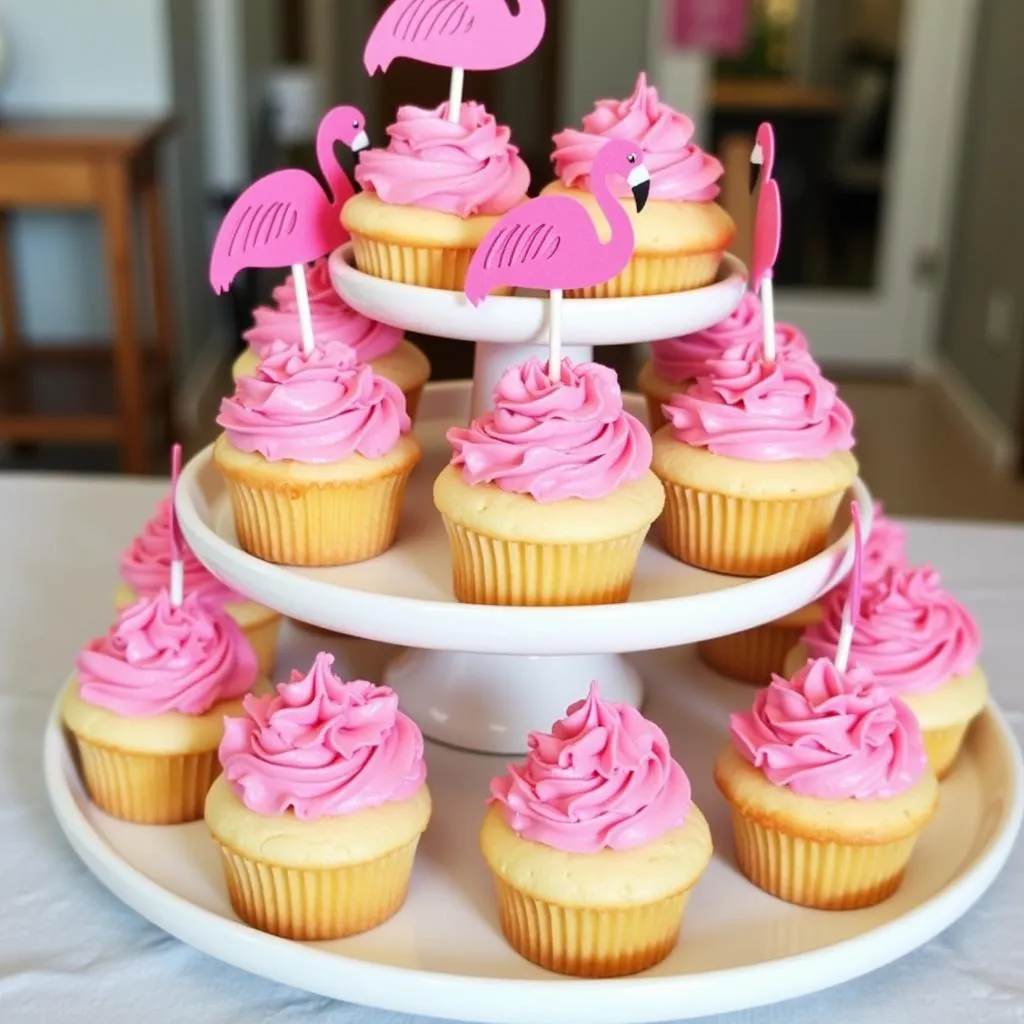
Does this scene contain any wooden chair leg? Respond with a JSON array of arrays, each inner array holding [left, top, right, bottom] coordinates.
[[102, 160, 147, 474], [142, 169, 176, 444], [0, 211, 20, 360]]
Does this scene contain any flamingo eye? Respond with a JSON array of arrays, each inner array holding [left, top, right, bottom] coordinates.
[[627, 153, 637, 164], [353, 120, 360, 129]]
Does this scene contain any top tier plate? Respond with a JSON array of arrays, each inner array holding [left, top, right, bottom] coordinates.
[[328, 244, 748, 346]]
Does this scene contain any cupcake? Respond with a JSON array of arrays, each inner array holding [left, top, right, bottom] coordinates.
[[234, 258, 431, 421], [342, 101, 530, 291], [205, 652, 431, 940], [638, 293, 813, 430], [480, 682, 712, 977], [117, 496, 281, 677], [434, 357, 664, 606], [652, 357, 858, 576], [699, 502, 905, 684], [61, 590, 261, 824], [543, 72, 735, 297], [215, 340, 421, 567], [715, 657, 938, 909], [792, 564, 988, 779]]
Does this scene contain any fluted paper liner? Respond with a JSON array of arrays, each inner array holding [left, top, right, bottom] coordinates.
[[73, 737, 218, 824], [567, 252, 722, 299], [441, 518, 648, 606], [729, 810, 921, 910], [698, 622, 804, 685], [923, 723, 970, 780], [214, 838, 419, 940], [493, 877, 690, 978], [659, 481, 847, 576]]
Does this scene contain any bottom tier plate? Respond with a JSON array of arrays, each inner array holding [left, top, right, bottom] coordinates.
[[46, 626, 1023, 1024]]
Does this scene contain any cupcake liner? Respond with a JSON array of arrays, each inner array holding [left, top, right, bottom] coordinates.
[[922, 722, 971, 780], [222, 466, 414, 567], [566, 252, 723, 299], [441, 518, 648, 606], [72, 736, 218, 824], [698, 622, 804, 685], [351, 233, 504, 293], [728, 809, 920, 910], [215, 838, 419, 940], [493, 876, 689, 978], [241, 614, 282, 678], [658, 481, 847, 576]]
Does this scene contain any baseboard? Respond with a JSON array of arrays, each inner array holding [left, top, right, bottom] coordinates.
[[926, 357, 1019, 473], [175, 330, 233, 440]]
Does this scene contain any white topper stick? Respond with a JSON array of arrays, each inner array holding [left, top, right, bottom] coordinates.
[[761, 271, 776, 365], [834, 503, 864, 673], [448, 67, 465, 123], [169, 443, 185, 608], [291, 262, 316, 357], [548, 288, 563, 381]]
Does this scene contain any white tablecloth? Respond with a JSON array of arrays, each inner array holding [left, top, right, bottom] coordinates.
[[3, 475, 1023, 1024]]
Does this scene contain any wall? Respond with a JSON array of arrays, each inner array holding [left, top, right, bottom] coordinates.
[[939, 0, 1024, 435]]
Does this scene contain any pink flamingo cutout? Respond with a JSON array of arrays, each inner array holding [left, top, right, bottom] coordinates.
[[749, 122, 782, 364], [465, 138, 651, 379], [364, 0, 547, 123], [834, 501, 864, 672], [209, 105, 369, 356], [169, 443, 184, 608]]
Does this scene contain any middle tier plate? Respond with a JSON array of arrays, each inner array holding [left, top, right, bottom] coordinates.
[[328, 244, 748, 345], [177, 382, 869, 657]]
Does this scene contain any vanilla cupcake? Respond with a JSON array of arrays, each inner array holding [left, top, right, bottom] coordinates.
[[434, 357, 664, 606], [215, 340, 421, 567], [699, 502, 905, 684], [481, 682, 712, 977], [206, 652, 431, 940], [792, 564, 988, 779], [234, 258, 431, 421], [343, 101, 530, 291], [652, 357, 858, 576], [638, 293, 813, 430], [716, 657, 938, 909], [62, 591, 261, 824], [544, 72, 735, 297], [117, 496, 281, 676]]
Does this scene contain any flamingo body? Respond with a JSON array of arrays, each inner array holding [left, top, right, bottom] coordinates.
[[364, 0, 546, 74]]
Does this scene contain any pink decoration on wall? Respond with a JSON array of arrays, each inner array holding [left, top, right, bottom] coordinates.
[[465, 138, 650, 380], [669, 0, 750, 56]]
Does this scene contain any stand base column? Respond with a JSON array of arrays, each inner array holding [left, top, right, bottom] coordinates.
[[383, 649, 643, 755]]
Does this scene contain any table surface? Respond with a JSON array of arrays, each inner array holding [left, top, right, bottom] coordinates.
[[3, 474, 1023, 1024]]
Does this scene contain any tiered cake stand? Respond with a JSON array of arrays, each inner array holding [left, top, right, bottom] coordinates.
[[45, 250, 1024, 1023]]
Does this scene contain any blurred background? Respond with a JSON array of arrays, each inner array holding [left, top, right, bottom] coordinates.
[[0, 0, 1021, 520]]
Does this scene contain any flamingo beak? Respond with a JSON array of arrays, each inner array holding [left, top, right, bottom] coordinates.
[[750, 142, 764, 193], [628, 165, 651, 214], [351, 130, 370, 153]]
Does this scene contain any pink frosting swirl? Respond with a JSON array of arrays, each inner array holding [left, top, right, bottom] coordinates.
[[219, 652, 426, 820], [552, 72, 722, 201], [662, 359, 855, 461], [76, 591, 258, 717], [835, 503, 907, 593], [803, 565, 981, 695], [652, 294, 812, 383], [217, 340, 410, 464], [447, 357, 652, 502], [243, 258, 401, 363], [730, 658, 927, 800], [489, 682, 691, 853], [355, 101, 530, 217], [120, 497, 242, 606]]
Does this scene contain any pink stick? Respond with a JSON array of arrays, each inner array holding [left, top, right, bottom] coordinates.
[[169, 443, 184, 607]]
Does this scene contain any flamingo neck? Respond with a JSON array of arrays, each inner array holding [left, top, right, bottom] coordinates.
[[316, 129, 349, 210], [592, 169, 634, 263]]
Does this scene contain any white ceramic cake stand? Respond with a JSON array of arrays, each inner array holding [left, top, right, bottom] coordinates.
[[177, 383, 871, 755], [327, 244, 748, 418]]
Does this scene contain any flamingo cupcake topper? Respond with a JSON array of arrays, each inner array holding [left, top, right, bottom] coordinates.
[[749, 122, 782, 366], [168, 443, 185, 608], [464, 138, 651, 381], [834, 501, 864, 673], [365, 0, 547, 124], [209, 105, 370, 358]]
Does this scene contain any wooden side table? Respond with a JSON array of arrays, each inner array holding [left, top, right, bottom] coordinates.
[[0, 116, 175, 474]]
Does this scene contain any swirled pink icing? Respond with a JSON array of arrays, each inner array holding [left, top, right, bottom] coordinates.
[[652, 294, 812, 383], [76, 591, 258, 717], [243, 258, 401, 363], [662, 359, 855, 461], [447, 357, 652, 502], [835, 503, 907, 593], [552, 72, 722, 201], [219, 652, 426, 820], [217, 340, 410, 464], [489, 682, 691, 853], [355, 101, 530, 217], [120, 497, 242, 606], [803, 565, 981, 695], [730, 658, 926, 800]]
